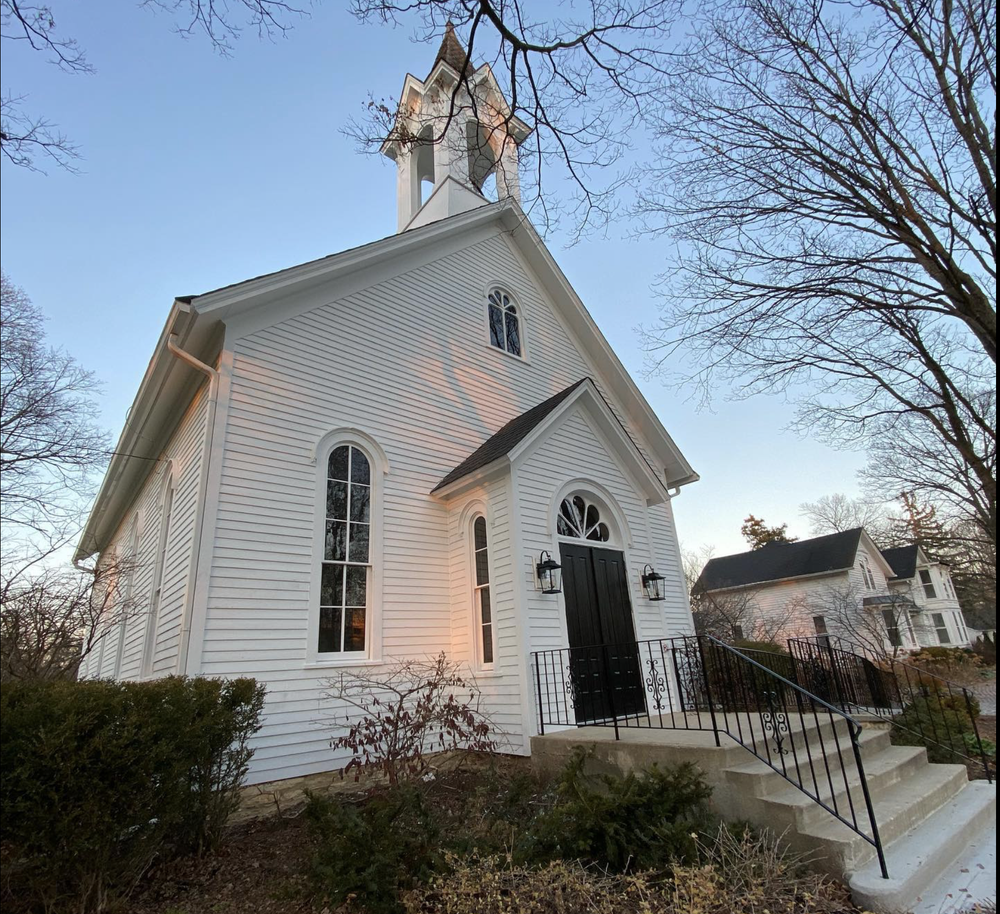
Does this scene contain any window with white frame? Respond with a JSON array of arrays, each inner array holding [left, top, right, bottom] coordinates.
[[860, 558, 876, 590], [319, 444, 371, 654], [142, 471, 175, 676], [813, 615, 829, 643], [472, 515, 494, 666], [113, 514, 141, 677], [487, 288, 522, 357], [882, 609, 903, 647], [919, 569, 937, 599], [932, 612, 950, 644]]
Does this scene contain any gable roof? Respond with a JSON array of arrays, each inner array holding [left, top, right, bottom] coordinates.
[[880, 544, 919, 581], [434, 379, 586, 492], [76, 200, 697, 560], [431, 377, 670, 504], [696, 529, 864, 592]]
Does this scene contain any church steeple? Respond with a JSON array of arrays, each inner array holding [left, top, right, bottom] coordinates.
[[381, 23, 530, 232]]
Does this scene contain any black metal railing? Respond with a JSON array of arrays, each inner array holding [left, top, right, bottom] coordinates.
[[531, 635, 888, 878], [787, 636, 994, 782]]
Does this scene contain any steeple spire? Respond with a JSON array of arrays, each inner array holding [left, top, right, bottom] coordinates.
[[381, 24, 530, 232]]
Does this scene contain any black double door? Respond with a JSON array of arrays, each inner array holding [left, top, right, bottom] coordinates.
[[560, 543, 645, 723]]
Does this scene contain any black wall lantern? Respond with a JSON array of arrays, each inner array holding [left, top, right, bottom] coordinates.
[[641, 564, 666, 601], [536, 551, 563, 594]]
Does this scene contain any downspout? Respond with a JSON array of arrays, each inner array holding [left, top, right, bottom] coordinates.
[[166, 331, 220, 676]]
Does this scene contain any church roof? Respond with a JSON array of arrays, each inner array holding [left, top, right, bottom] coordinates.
[[429, 22, 472, 79], [696, 529, 865, 592], [433, 379, 588, 492]]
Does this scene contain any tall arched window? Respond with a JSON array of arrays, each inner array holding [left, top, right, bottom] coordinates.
[[142, 469, 175, 676], [472, 515, 494, 666], [487, 288, 522, 357], [319, 444, 371, 654]]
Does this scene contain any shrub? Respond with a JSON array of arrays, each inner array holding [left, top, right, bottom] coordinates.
[[307, 786, 443, 914], [0, 676, 265, 913], [405, 827, 856, 914], [524, 748, 713, 872], [325, 653, 502, 786], [891, 693, 979, 763]]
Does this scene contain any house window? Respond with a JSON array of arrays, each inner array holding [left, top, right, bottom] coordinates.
[[732, 624, 745, 642], [882, 609, 902, 647], [932, 612, 950, 644], [813, 615, 829, 644], [142, 470, 175, 676], [919, 569, 937, 599], [487, 289, 521, 357], [860, 559, 876, 590], [557, 494, 610, 542], [319, 444, 371, 654], [472, 515, 494, 666]]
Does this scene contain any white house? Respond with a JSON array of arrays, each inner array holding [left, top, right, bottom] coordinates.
[[75, 28, 699, 787], [694, 529, 972, 652]]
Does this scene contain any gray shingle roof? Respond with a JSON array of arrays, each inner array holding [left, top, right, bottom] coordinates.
[[880, 544, 919, 581], [696, 528, 864, 592], [433, 379, 587, 492]]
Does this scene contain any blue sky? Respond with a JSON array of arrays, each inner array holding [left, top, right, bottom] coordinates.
[[0, 2, 868, 558]]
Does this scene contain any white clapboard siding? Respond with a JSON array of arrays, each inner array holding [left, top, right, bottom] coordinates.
[[85, 384, 210, 681], [189, 227, 691, 783]]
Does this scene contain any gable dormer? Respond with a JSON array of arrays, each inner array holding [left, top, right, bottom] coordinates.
[[380, 22, 531, 231]]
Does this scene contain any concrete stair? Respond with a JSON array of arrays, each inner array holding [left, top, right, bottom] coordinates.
[[532, 716, 996, 913], [717, 721, 996, 912]]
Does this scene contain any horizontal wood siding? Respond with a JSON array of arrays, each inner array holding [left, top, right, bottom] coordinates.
[[84, 384, 209, 681], [199, 228, 691, 783]]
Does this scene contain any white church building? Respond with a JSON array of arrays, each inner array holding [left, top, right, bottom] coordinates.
[[76, 28, 699, 786]]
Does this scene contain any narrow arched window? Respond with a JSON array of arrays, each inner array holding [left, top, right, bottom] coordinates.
[[472, 515, 494, 666], [487, 289, 521, 357], [319, 444, 371, 653]]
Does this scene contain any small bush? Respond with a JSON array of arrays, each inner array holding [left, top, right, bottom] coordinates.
[[0, 676, 265, 913], [524, 748, 713, 872], [891, 693, 979, 763], [307, 786, 443, 914], [405, 827, 857, 914]]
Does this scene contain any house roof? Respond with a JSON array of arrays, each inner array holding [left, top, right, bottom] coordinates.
[[880, 544, 919, 581], [433, 380, 587, 492], [696, 529, 865, 592]]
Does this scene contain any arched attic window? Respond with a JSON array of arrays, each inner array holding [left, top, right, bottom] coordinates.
[[319, 444, 372, 654], [487, 288, 522, 357]]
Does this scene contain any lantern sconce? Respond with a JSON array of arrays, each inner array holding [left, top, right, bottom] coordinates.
[[536, 551, 563, 594], [641, 564, 666, 601]]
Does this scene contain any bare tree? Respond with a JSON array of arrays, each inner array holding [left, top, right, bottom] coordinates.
[[0, 551, 141, 681], [639, 0, 996, 552], [1, 272, 109, 543], [347, 1, 681, 233], [813, 583, 916, 660], [800, 494, 893, 540], [1, 0, 305, 170]]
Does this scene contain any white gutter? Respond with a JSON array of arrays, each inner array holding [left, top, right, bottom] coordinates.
[[166, 323, 220, 677]]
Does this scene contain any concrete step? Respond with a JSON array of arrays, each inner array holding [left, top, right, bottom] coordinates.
[[849, 780, 996, 913], [795, 761, 969, 875], [723, 727, 890, 797], [751, 746, 928, 833]]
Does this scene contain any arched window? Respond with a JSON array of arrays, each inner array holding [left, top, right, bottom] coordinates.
[[319, 444, 372, 654], [142, 469, 175, 676], [556, 494, 611, 543], [487, 288, 521, 357], [472, 515, 494, 666], [860, 558, 876, 590]]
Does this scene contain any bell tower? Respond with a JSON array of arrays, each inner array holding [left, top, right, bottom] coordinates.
[[381, 23, 531, 232]]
